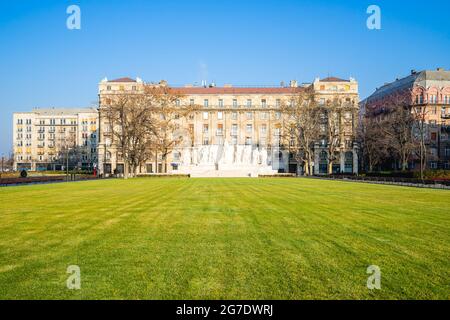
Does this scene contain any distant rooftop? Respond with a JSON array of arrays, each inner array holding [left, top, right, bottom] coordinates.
[[22, 107, 98, 115], [103, 76, 354, 93], [365, 68, 450, 101], [171, 87, 305, 94], [109, 77, 136, 83], [319, 76, 350, 82]]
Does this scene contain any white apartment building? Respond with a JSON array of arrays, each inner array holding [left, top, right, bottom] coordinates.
[[13, 108, 99, 171]]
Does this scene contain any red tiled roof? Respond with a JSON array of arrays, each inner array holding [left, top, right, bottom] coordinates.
[[320, 77, 349, 82], [109, 77, 136, 83], [170, 87, 305, 95]]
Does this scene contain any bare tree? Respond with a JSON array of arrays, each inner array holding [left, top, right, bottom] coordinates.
[[56, 129, 77, 177], [281, 91, 321, 175], [102, 84, 196, 177], [358, 116, 387, 172], [103, 91, 154, 178], [412, 105, 429, 180], [379, 93, 417, 171], [144, 85, 197, 173], [322, 97, 341, 174]]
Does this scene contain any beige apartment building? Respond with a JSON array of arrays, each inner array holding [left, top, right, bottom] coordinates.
[[98, 76, 359, 177], [13, 108, 99, 171]]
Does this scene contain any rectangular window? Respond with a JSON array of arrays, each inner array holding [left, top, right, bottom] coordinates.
[[246, 112, 253, 120], [275, 111, 281, 120], [245, 137, 252, 145], [203, 124, 209, 133], [217, 111, 223, 120], [203, 112, 209, 120], [247, 99, 252, 107], [231, 136, 238, 145], [445, 148, 450, 157], [260, 112, 267, 120], [233, 99, 238, 108], [231, 124, 238, 136], [431, 132, 437, 140], [204, 99, 209, 107], [231, 112, 238, 120], [274, 127, 281, 136], [260, 124, 267, 135], [217, 124, 223, 136], [260, 138, 266, 145], [246, 124, 252, 134], [218, 99, 224, 107], [203, 137, 209, 145], [276, 99, 281, 107], [261, 99, 266, 108]]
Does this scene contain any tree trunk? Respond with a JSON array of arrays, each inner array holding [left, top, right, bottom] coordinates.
[[124, 161, 129, 179], [303, 162, 309, 176], [328, 161, 333, 175], [401, 157, 408, 171]]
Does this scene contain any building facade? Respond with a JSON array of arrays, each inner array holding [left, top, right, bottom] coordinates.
[[98, 76, 359, 177], [13, 108, 99, 171], [362, 68, 450, 170]]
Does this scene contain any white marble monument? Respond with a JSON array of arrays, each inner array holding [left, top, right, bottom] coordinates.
[[177, 142, 281, 177]]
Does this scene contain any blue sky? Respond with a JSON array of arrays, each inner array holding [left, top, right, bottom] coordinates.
[[0, 0, 449, 155]]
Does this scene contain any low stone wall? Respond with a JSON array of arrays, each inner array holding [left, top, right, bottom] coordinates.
[[0, 175, 99, 186], [0, 176, 65, 186], [136, 173, 190, 178], [258, 173, 296, 178], [307, 175, 450, 190]]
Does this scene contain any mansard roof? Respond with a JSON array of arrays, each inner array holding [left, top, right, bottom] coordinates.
[[109, 77, 137, 83], [171, 87, 305, 95], [320, 76, 349, 82], [365, 68, 450, 102]]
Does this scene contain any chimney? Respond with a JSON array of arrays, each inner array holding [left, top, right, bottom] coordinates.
[[289, 80, 298, 88]]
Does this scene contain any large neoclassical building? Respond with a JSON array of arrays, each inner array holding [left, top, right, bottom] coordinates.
[[97, 76, 359, 177]]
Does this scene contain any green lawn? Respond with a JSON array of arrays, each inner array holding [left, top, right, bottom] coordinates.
[[0, 178, 449, 299]]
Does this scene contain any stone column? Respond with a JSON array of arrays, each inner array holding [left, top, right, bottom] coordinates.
[[314, 142, 320, 175], [340, 151, 345, 173], [97, 143, 104, 175], [353, 145, 359, 175]]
